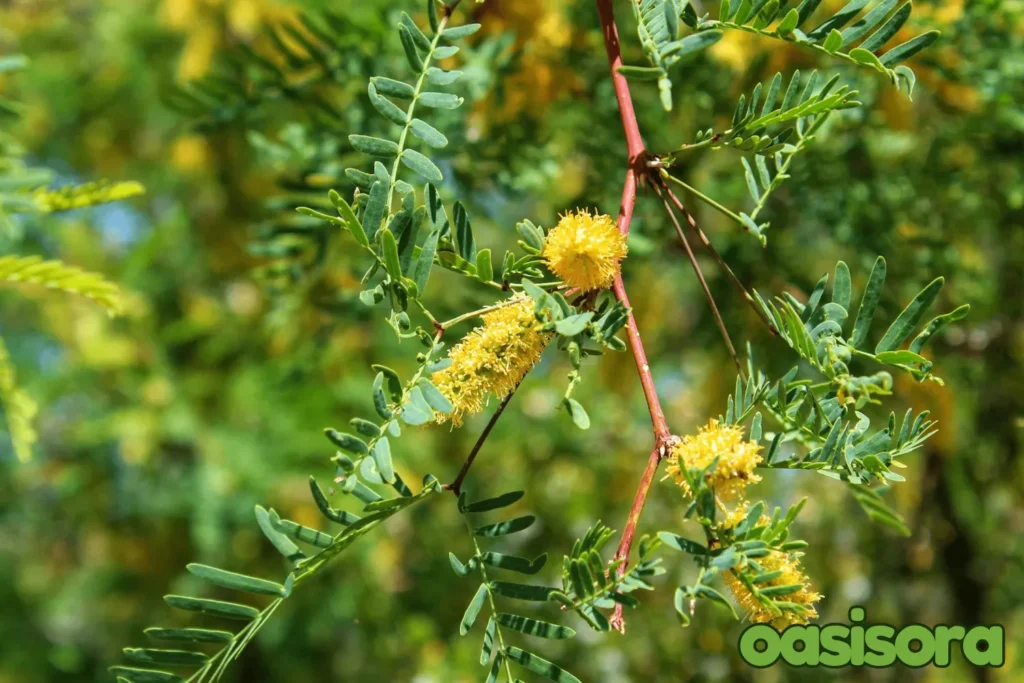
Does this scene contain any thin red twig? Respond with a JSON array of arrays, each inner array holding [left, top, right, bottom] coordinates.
[[595, 0, 674, 633], [656, 188, 742, 372], [662, 183, 779, 336], [596, 0, 645, 161], [596, 0, 667, 440], [445, 386, 519, 496]]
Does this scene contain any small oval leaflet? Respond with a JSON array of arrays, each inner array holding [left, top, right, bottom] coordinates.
[[426, 67, 462, 85], [564, 398, 590, 430], [349, 417, 381, 438], [163, 595, 259, 621], [325, 429, 369, 456], [496, 613, 575, 640], [123, 648, 208, 666], [371, 76, 415, 99], [400, 386, 435, 425], [460, 583, 488, 635], [108, 666, 182, 683], [473, 518, 536, 540], [348, 134, 399, 157], [504, 647, 582, 683], [186, 563, 287, 597], [255, 504, 304, 561], [409, 118, 448, 148], [463, 490, 524, 513], [475, 249, 493, 282], [367, 81, 408, 125], [372, 437, 396, 484], [401, 149, 443, 182], [657, 531, 707, 555], [433, 45, 460, 59], [418, 91, 463, 109], [418, 378, 453, 413], [143, 627, 233, 644], [372, 372, 393, 419], [489, 581, 554, 602], [442, 23, 481, 40], [372, 364, 404, 400], [480, 551, 547, 575]]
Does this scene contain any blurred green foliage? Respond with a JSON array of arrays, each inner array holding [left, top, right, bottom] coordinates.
[[0, 0, 1021, 681]]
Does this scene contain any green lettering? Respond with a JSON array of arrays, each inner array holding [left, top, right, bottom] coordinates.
[[933, 625, 965, 666], [863, 624, 896, 667], [781, 625, 820, 666], [963, 626, 1004, 667], [895, 625, 935, 667], [740, 625, 781, 668], [850, 623, 865, 665], [819, 624, 851, 667]]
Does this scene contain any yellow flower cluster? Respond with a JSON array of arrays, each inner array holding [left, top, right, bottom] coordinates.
[[542, 209, 628, 292], [723, 548, 822, 628], [432, 296, 551, 426], [664, 419, 762, 509]]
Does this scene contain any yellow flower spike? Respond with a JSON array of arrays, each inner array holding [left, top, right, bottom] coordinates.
[[664, 418, 763, 508], [723, 547, 822, 628], [542, 209, 628, 292], [431, 295, 551, 426]]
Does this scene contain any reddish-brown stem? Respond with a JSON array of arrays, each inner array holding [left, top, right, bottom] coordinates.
[[611, 273, 670, 440], [614, 444, 662, 564], [445, 386, 519, 496], [595, 0, 673, 633], [595, 0, 667, 440], [596, 0, 646, 161]]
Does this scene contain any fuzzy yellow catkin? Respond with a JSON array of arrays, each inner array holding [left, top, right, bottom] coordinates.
[[431, 296, 551, 426], [542, 209, 628, 292], [723, 546, 822, 628], [664, 419, 763, 507]]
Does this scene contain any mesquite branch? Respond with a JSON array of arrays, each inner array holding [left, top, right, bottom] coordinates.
[[595, 0, 677, 633]]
